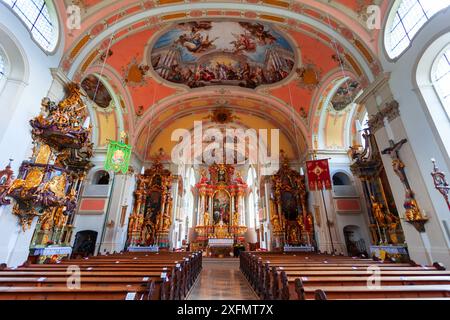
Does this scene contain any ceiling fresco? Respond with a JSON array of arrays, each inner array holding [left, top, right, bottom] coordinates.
[[150, 21, 295, 89], [57, 0, 388, 156], [81, 74, 113, 108]]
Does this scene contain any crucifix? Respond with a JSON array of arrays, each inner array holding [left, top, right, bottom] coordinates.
[[381, 139, 428, 232], [381, 139, 409, 187]]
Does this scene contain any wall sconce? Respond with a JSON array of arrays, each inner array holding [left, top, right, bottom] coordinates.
[[431, 159, 450, 211]]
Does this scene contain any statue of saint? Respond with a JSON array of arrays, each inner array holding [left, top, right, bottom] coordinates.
[[385, 213, 400, 244], [204, 211, 210, 226], [233, 211, 240, 226], [371, 196, 386, 226]]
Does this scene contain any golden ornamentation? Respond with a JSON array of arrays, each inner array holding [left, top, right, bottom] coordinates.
[[46, 174, 67, 199], [371, 196, 386, 226], [35, 144, 52, 165], [232, 211, 240, 226], [24, 168, 44, 190], [12, 205, 39, 231], [204, 211, 210, 226]]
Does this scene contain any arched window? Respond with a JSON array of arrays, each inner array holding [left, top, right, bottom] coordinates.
[[432, 46, 450, 116], [0, 52, 5, 81], [0, 48, 6, 92], [1, 0, 59, 52], [386, 0, 450, 59], [332, 172, 351, 186]]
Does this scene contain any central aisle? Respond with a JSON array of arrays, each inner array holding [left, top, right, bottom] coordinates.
[[187, 258, 259, 300]]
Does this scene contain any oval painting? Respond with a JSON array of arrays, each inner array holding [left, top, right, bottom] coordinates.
[[150, 21, 296, 89]]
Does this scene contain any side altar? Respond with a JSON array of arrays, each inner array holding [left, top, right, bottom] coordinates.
[[193, 164, 248, 254], [127, 161, 173, 248]]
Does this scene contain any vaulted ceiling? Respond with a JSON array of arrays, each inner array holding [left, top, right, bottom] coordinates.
[[58, 0, 389, 161]]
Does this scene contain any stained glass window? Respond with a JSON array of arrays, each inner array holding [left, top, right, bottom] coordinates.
[[387, 0, 450, 58], [1, 0, 58, 52]]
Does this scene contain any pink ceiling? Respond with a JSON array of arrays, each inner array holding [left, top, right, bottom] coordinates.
[[55, 1, 389, 151]]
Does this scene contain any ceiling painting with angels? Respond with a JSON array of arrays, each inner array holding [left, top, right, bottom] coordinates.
[[150, 20, 296, 89]]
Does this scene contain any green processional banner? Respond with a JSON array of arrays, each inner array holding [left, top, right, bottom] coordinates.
[[104, 140, 132, 174]]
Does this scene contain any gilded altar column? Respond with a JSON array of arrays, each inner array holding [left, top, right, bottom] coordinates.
[[238, 190, 245, 226]]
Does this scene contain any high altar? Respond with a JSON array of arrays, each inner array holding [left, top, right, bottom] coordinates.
[[193, 164, 248, 253], [127, 161, 173, 248]]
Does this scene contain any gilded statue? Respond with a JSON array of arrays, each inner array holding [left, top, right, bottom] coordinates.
[[53, 207, 66, 229], [35, 144, 52, 165], [296, 215, 304, 230], [204, 211, 210, 226], [289, 226, 298, 243], [404, 190, 423, 222], [162, 213, 172, 231], [45, 174, 67, 199], [270, 207, 282, 232], [199, 169, 209, 184], [371, 196, 386, 226], [385, 213, 400, 244], [8, 179, 25, 194], [39, 208, 54, 231], [233, 211, 240, 226], [24, 168, 44, 190]]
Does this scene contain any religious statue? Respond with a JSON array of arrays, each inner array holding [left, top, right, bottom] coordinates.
[[404, 190, 422, 222], [204, 211, 210, 226], [235, 171, 245, 185], [233, 211, 240, 226], [289, 225, 298, 243], [371, 196, 386, 226], [199, 169, 209, 184], [218, 165, 226, 183], [270, 207, 282, 232], [385, 212, 400, 244], [296, 214, 304, 230]]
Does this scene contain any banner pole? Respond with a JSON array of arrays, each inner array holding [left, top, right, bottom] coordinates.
[[320, 187, 335, 254]]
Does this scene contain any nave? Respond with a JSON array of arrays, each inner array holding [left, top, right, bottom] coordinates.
[[1, 0, 450, 304], [186, 259, 258, 300]]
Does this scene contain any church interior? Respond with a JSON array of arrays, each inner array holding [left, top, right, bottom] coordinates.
[[0, 0, 449, 301]]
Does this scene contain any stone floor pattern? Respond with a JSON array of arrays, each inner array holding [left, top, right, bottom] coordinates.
[[187, 258, 259, 300]]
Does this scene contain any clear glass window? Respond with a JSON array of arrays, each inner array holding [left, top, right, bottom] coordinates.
[[387, 0, 450, 58], [432, 46, 450, 117], [1, 0, 58, 51]]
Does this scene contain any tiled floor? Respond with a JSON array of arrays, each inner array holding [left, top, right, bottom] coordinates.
[[187, 258, 259, 300]]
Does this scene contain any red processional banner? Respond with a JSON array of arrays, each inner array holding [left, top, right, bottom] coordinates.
[[306, 159, 332, 191]]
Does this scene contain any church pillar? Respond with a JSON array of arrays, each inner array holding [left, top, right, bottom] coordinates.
[[169, 176, 179, 250], [98, 169, 136, 254], [356, 74, 450, 266]]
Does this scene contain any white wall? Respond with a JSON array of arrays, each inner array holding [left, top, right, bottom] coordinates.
[[377, 7, 450, 266]]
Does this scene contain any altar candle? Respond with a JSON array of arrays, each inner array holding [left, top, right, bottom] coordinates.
[[141, 166, 145, 174]]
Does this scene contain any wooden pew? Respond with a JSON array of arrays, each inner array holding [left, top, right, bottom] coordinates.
[[240, 252, 450, 300], [0, 251, 202, 300]]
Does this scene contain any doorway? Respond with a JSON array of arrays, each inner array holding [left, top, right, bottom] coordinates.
[[72, 230, 98, 258], [343, 225, 367, 257]]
